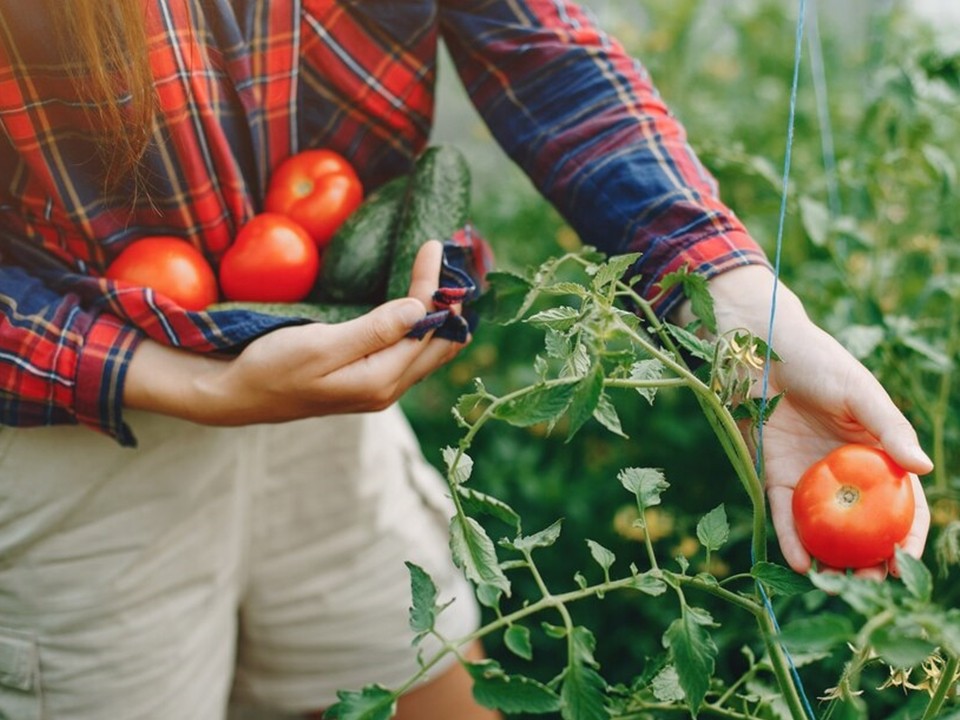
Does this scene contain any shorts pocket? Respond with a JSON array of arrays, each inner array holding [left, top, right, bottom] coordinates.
[[0, 627, 41, 720]]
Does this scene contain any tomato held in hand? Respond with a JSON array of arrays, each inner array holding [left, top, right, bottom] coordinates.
[[264, 149, 363, 250], [219, 213, 320, 302], [792, 444, 914, 569], [105, 236, 219, 311]]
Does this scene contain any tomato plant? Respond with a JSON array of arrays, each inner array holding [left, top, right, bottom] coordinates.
[[264, 149, 363, 250], [792, 444, 915, 569], [219, 213, 320, 302], [105, 236, 219, 311]]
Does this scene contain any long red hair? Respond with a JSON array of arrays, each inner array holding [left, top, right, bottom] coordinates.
[[59, 1, 156, 186]]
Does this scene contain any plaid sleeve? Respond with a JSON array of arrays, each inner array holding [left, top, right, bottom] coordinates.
[[0, 266, 143, 445], [440, 0, 771, 315]]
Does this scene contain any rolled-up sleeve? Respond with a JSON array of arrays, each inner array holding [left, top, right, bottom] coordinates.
[[440, 0, 770, 314]]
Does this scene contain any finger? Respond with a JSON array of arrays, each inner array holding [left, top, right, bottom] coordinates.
[[847, 372, 934, 475], [852, 564, 887, 582], [889, 474, 931, 577], [767, 485, 812, 574], [407, 240, 444, 307], [318, 298, 428, 369]]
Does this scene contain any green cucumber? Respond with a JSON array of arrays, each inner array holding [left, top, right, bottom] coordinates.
[[209, 301, 373, 324], [385, 145, 471, 300], [316, 175, 408, 303]]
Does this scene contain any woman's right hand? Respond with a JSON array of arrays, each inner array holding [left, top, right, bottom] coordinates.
[[123, 240, 466, 424]]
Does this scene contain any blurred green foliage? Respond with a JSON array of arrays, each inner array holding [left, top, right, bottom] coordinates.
[[402, 1, 960, 716]]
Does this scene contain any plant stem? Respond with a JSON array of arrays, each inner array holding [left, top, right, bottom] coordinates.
[[921, 653, 959, 720]]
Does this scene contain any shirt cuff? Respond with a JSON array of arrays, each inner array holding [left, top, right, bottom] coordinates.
[[644, 230, 772, 319], [74, 313, 145, 447]]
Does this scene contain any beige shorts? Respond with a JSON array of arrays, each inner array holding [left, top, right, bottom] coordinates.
[[0, 406, 479, 719]]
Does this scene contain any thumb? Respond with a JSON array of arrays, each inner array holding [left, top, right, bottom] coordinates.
[[324, 298, 427, 363]]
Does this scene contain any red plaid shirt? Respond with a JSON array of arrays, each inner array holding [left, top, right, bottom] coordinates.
[[0, 1, 767, 444]]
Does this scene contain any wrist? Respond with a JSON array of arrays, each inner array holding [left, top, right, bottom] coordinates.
[[123, 339, 232, 424]]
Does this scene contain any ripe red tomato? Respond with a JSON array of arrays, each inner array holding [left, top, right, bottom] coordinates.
[[264, 149, 363, 250], [105, 236, 219, 311], [792, 444, 915, 569], [219, 213, 320, 302]]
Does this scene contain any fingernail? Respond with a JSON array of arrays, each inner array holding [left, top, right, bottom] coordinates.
[[911, 447, 934, 469]]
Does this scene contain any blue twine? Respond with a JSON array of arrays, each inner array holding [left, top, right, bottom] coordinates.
[[806, 0, 842, 217], [755, 1, 818, 718]]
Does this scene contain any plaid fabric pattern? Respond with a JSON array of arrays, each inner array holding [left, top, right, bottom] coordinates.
[[0, 0, 767, 444]]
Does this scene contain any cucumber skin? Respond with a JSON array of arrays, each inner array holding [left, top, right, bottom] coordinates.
[[386, 145, 471, 301], [316, 176, 407, 303], [209, 301, 373, 324]]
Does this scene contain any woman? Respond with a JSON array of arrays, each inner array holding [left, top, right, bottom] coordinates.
[[0, 2, 931, 718]]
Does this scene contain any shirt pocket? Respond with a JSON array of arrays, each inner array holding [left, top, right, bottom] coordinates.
[[0, 626, 41, 720]]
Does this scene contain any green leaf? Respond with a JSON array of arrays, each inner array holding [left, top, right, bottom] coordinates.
[[808, 571, 891, 616], [527, 306, 581, 332], [586, 539, 616, 576], [324, 685, 397, 720], [476, 583, 503, 610], [591, 252, 642, 292], [456, 487, 521, 532], [442, 446, 473, 485], [869, 626, 937, 669], [474, 270, 534, 325], [493, 381, 577, 428], [665, 608, 718, 716], [509, 519, 564, 553], [696, 504, 729, 552], [566, 364, 604, 440], [629, 359, 665, 405], [895, 548, 932, 602], [592, 392, 628, 438], [504, 624, 533, 661], [405, 562, 439, 636], [626, 571, 668, 596], [778, 613, 854, 653], [665, 323, 714, 362], [660, 267, 717, 334], [750, 561, 814, 597], [650, 665, 685, 703], [467, 660, 562, 714], [560, 627, 609, 720], [450, 515, 511, 594], [618, 467, 669, 509]]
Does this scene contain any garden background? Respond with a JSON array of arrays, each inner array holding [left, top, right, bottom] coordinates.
[[403, 0, 960, 718]]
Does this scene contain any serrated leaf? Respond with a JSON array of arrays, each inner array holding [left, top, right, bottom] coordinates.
[[476, 583, 503, 610], [544, 329, 572, 359], [450, 515, 511, 594], [665, 323, 714, 361], [586, 539, 616, 575], [476, 270, 535, 325], [405, 562, 439, 636], [592, 392, 627, 438], [895, 548, 932, 602], [467, 660, 562, 714], [504, 624, 533, 661], [808, 571, 891, 616], [561, 627, 609, 720], [665, 608, 718, 716], [457, 487, 521, 532], [696, 505, 729, 552], [751, 561, 814, 597], [442, 446, 473, 485], [618, 467, 669, 509], [629, 359, 666, 405], [591, 252, 642, 292], [627, 571, 668, 596], [869, 626, 937, 669], [493, 381, 577, 428], [778, 613, 854, 653], [651, 665, 685, 703], [324, 685, 397, 720], [660, 268, 717, 334], [541, 281, 590, 297], [566, 364, 604, 440], [527, 306, 581, 331], [510, 519, 563, 553]]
